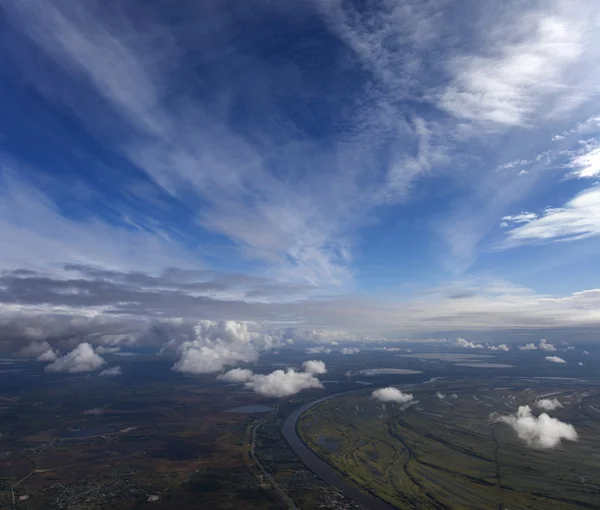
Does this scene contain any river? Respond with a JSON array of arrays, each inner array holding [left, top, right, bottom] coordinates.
[[281, 391, 397, 510]]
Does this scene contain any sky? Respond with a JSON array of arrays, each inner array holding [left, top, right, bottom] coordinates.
[[1, 0, 600, 352]]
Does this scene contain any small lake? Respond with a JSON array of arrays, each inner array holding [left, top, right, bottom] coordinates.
[[60, 425, 119, 439], [225, 405, 274, 413], [454, 363, 514, 368], [360, 368, 423, 375]]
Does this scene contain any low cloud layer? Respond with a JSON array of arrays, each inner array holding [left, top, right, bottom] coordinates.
[[45, 343, 106, 373], [340, 347, 360, 355], [455, 337, 483, 349], [494, 405, 577, 449], [372, 387, 413, 403], [545, 356, 567, 363], [535, 398, 563, 411], [99, 366, 122, 376]]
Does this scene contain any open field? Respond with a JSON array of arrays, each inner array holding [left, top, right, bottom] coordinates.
[[298, 377, 600, 509]]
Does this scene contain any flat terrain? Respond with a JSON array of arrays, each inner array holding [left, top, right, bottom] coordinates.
[[298, 377, 600, 509]]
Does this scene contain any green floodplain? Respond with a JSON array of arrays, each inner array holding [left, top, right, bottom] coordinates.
[[298, 377, 600, 509]]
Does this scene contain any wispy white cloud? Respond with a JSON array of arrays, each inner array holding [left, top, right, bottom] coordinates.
[[567, 142, 600, 178], [501, 186, 600, 246], [440, 15, 583, 126]]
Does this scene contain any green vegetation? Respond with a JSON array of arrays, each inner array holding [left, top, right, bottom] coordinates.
[[298, 378, 600, 509]]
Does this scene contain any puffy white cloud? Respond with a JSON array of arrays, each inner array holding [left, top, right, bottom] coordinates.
[[305, 346, 332, 354], [45, 343, 106, 373], [518, 339, 557, 351], [518, 343, 537, 350], [99, 366, 122, 376], [340, 347, 360, 355], [17, 340, 52, 358], [488, 344, 510, 351], [245, 369, 323, 398], [436, 392, 446, 400], [455, 337, 483, 349], [302, 360, 327, 375], [171, 321, 276, 374], [95, 345, 121, 354], [546, 356, 566, 363], [582, 350, 590, 355], [535, 398, 563, 411], [538, 339, 557, 352], [219, 367, 255, 383], [494, 405, 577, 449], [36, 349, 58, 362], [371, 387, 413, 403]]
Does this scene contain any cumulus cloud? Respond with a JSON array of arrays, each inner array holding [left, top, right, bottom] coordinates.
[[17, 340, 52, 358], [219, 367, 255, 383], [455, 337, 483, 349], [245, 369, 323, 397], [171, 321, 276, 374], [95, 345, 121, 354], [36, 349, 58, 362], [546, 356, 566, 363], [372, 387, 413, 403], [518, 339, 557, 351], [302, 360, 327, 375], [436, 392, 446, 400], [340, 347, 360, 355], [538, 339, 557, 352], [488, 344, 510, 351], [99, 365, 122, 376], [535, 398, 563, 411], [518, 343, 537, 350], [494, 405, 577, 449], [45, 343, 106, 373], [305, 346, 332, 354]]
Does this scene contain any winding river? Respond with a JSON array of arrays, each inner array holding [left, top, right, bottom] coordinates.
[[281, 392, 397, 510]]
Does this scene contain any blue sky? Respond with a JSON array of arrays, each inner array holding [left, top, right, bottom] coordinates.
[[1, 0, 600, 344]]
